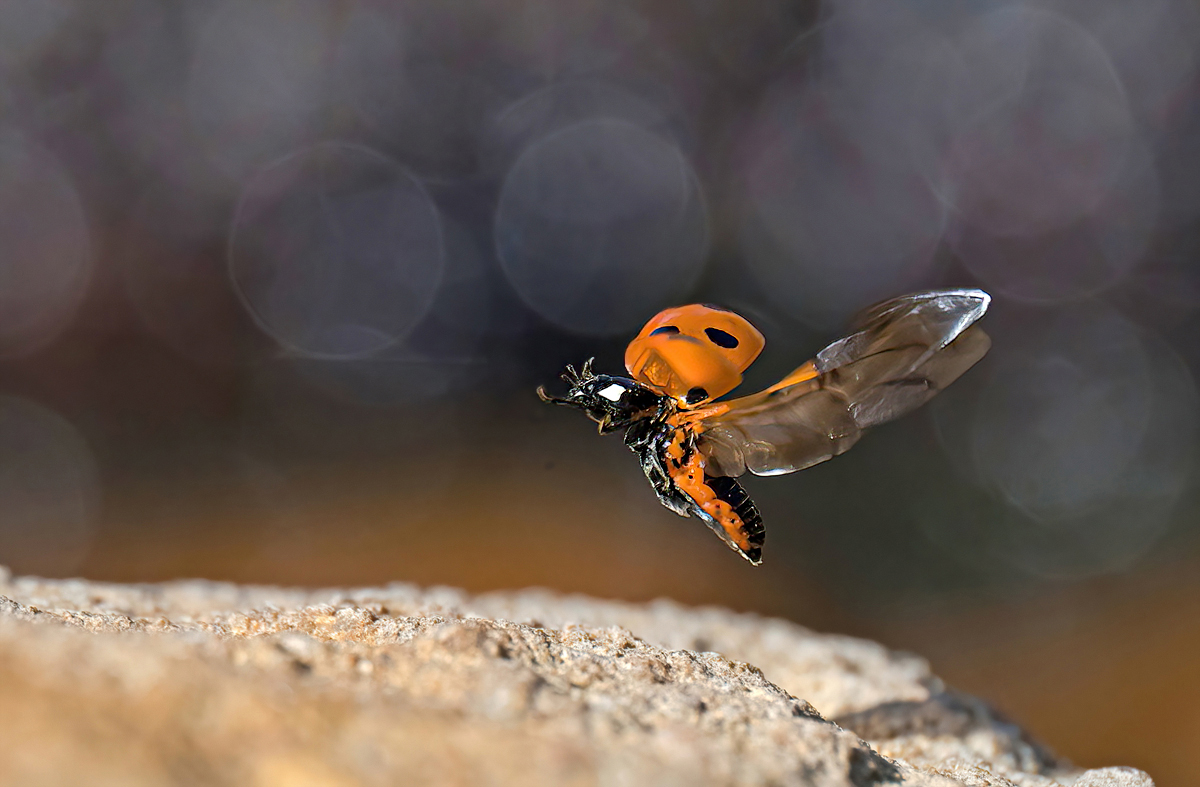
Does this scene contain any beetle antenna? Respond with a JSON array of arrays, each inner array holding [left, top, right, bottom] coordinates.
[[581, 357, 594, 378]]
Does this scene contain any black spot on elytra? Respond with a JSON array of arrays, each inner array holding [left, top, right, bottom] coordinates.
[[650, 325, 680, 336], [685, 387, 709, 404], [704, 327, 739, 348]]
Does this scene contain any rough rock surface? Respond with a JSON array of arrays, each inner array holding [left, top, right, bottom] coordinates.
[[0, 566, 1152, 787]]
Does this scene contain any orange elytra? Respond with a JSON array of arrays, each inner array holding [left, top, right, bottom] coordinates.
[[624, 304, 765, 404]]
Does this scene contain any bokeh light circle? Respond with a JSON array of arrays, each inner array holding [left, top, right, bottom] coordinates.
[[948, 142, 1160, 304], [483, 80, 691, 178], [0, 396, 100, 576], [120, 182, 245, 365], [0, 132, 92, 357], [0, 0, 70, 66], [937, 6, 1137, 238], [290, 218, 496, 407], [810, 0, 958, 181], [1072, 0, 1200, 128], [923, 303, 1197, 578], [229, 142, 445, 359], [186, 0, 335, 177], [970, 308, 1154, 518], [737, 88, 947, 329], [495, 119, 707, 336]]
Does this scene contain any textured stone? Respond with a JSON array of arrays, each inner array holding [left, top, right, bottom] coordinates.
[[0, 568, 1150, 786], [1072, 768, 1155, 787]]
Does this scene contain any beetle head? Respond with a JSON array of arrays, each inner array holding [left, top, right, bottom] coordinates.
[[537, 359, 663, 433]]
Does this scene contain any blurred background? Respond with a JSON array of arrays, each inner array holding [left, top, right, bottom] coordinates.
[[0, 0, 1197, 781]]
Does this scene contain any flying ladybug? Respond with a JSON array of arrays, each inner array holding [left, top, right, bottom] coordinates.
[[538, 289, 991, 565]]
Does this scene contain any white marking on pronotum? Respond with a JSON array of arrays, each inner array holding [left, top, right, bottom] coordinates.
[[598, 383, 626, 402]]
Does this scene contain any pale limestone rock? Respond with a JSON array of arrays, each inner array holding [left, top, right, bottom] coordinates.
[[0, 569, 1150, 787], [1072, 768, 1155, 787]]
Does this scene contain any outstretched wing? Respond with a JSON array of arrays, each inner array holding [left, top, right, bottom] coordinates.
[[697, 289, 991, 478]]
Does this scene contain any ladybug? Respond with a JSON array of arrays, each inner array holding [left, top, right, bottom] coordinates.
[[538, 289, 991, 565]]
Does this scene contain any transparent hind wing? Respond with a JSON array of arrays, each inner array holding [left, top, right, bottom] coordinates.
[[697, 290, 991, 478]]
